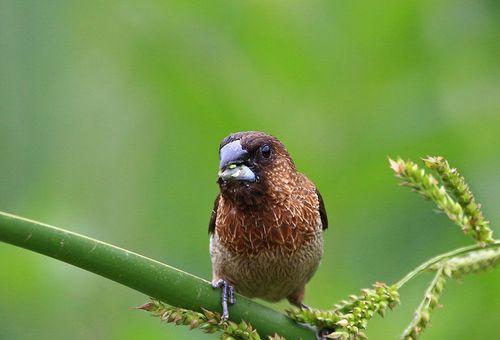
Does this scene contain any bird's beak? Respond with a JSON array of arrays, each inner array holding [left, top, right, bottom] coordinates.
[[218, 140, 256, 182], [218, 164, 256, 182]]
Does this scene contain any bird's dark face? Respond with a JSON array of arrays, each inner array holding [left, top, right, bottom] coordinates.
[[217, 131, 296, 206]]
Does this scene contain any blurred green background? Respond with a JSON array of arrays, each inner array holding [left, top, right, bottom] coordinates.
[[1, 1, 499, 339]]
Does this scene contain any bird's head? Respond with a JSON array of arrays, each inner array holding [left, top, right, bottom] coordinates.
[[217, 131, 297, 207]]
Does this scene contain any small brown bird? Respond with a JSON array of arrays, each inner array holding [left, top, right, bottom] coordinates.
[[209, 131, 328, 319]]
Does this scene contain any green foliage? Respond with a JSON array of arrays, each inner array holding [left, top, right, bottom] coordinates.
[[401, 268, 446, 340], [442, 247, 500, 278], [389, 157, 494, 245], [401, 246, 500, 340], [423, 156, 493, 245], [390, 157, 498, 339], [137, 299, 262, 340], [288, 283, 400, 339]]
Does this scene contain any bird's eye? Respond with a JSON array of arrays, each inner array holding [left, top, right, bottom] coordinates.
[[261, 145, 272, 159]]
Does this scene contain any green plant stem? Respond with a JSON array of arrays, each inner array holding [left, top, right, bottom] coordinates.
[[0, 211, 314, 339], [395, 240, 500, 289], [401, 267, 446, 339]]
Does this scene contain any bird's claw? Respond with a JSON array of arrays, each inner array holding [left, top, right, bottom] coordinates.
[[316, 328, 333, 340], [212, 279, 235, 320]]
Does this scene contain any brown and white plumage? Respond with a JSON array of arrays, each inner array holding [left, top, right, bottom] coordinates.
[[209, 131, 328, 317]]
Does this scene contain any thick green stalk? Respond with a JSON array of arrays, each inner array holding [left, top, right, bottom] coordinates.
[[0, 211, 314, 339]]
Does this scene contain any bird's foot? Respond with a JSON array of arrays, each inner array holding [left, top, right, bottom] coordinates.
[[212, 279, 235, 321], [316, 328, 334, 340]]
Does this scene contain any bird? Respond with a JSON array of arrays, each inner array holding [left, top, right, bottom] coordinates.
[[209, 131, 328, 320]]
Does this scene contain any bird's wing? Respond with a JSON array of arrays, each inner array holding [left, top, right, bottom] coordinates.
[[316, 189, 328, 230], [209, 193, 220, 234]]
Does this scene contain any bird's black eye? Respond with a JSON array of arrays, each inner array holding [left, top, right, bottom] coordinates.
[[260, 145, 271, 159]]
